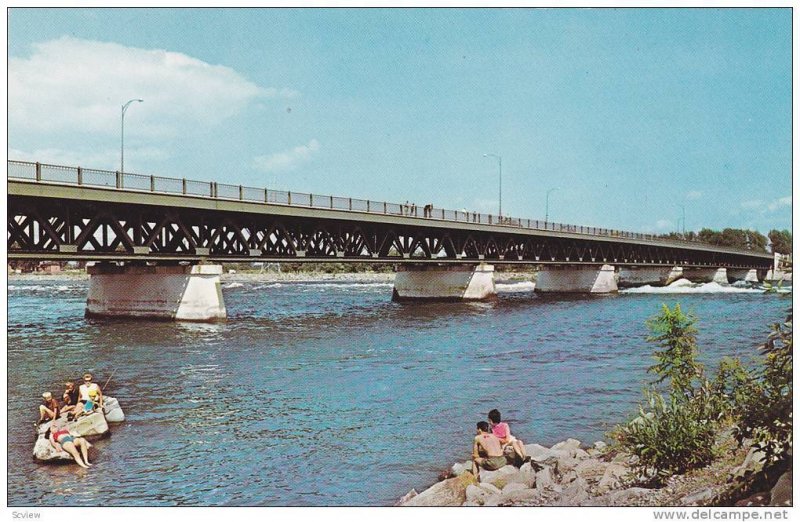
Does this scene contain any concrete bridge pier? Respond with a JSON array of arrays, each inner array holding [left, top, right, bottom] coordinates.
[[86, 264, 226, 321], [534, 264, 618, 293], [727, 269, 761, 284], [617, 266, 684, 288], [392, 263, 496, 301], [683, 267, 729, 285]]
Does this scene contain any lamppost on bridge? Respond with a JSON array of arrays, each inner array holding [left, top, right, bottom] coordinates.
[[677, 204, 686, 236], [121, 98, 144, 174], [483, 153, 502, 217], [545, 188, 558, 223]]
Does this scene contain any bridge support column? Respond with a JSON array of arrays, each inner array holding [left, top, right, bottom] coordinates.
[[86, 264, 226, 321], [392, 263, 495, 301], [617, 266, 683, 288], [683, 267, 728, 285], [727, 269, 761, 284], [535, 264, 618, 293]]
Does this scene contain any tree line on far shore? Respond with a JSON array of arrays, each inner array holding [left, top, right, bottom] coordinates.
[[658, 228, 792, 254]]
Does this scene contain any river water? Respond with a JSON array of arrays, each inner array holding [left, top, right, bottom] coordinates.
[[7, 275, 790, 506]]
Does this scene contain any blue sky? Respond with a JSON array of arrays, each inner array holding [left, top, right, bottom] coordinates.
[[8, 8, 792, 234]]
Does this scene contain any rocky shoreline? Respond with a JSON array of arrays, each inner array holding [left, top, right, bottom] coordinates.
[[397, 434, 791, 507]]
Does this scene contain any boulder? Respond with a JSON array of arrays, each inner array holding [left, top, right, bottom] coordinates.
[[593, 441, 608, 452], [525, 443, 552, 462], [555, 476, 589, 506], [733, 447, 767, 478], [551, 438, 582, 455], [556, 456, 581, 477], [574, 448, 591, 460], [103, 396, 125, 423], [769, 468, 792, 507], [465, 485, 490, 506], [401, 474, 476, 506], [680, 487, 717, 506], [597, 463, 628, 493], [583, 487, 652, 506], [451, 460, 472, 477], [502, 462, 537, 489], [32, 437, 71, 462], [478, 465, 520, 489], [499, 488, 542, 505], [395, 489, 418, 506], [502, 482, 527, 493], [535, 466, 555, 492], [574, 459, 609, 484]]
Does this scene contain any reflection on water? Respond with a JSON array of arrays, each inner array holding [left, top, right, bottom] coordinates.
[[8, 277, 789, 506]]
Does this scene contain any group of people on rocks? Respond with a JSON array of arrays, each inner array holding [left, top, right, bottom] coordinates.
[[37, 373, 104, 469], [38, 373, 104, 425], [471, 409, 530, 477]]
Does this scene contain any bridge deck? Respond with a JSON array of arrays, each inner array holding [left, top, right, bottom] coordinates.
[[8, 160, 774, 268]]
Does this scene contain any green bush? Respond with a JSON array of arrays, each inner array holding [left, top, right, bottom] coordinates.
[[645, 303, 703, 397], [736, 311, 793, 464], [613, 391, 718, 480]]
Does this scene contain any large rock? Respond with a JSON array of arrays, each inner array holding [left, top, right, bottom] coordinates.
[[680, 487, 717, 506], [465, 484, 500, 506], [769, 468, 792, 507], [535, 466, 555, 492], [574, 459, 609, 484], [32, 437, 71, 461], [499, 487, 542, 505], [733, 447, 768, 478], [451, 460, 472, 477], [582, 487, 653, 507], [597, 463, 628, 493], [574, 448, 591, 460], [478, 465, 520, 489], [401, 474, 477, 506], [525, 443, 553, 462], [554, 476, 590, 506], [395, 489, 418, 506], [502, 462, 537, 488], [551, 438, 582, 456]]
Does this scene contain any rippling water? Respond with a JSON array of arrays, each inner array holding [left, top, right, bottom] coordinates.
[[7, 276, 790, 506]]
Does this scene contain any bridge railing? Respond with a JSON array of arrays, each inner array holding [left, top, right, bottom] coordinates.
[[6, 160, 763, 254]]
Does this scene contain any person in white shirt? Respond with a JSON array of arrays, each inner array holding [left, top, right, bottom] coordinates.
[[75, 373, 103, 418]]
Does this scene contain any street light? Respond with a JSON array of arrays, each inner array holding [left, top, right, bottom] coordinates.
[[545, 188, 558, 223], [483, 153, 502, 216], [678, 204, 686, 236], [121, 98, 144, 173]]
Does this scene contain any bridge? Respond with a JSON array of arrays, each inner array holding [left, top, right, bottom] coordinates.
[[8, 160, 775, 320]]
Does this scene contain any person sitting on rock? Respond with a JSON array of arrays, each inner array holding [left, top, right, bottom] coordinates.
[[61, 381, 80, 418], [38, 392, 60, 425], [471, 421, 507, 477], [47, 421, 92, 469], [488, 409, 529, 466], [75, 373, 103, 418]]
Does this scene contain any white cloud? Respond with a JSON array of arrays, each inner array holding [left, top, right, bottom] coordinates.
[[740, 199, 764, 209], [253, 139, 320, 172], [686, 190, 703, 200], [9, 146, 169, 171], [767, 196, 791, 212], [9, 37, 296, 139], [655, 219, 673, 230], [739, 196, 791, 213]]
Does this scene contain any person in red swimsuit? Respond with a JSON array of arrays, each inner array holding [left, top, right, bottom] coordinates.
[[48, 422, 92, 469]]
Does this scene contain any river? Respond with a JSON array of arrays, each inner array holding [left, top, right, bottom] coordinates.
[[7, 275, 790, 506]]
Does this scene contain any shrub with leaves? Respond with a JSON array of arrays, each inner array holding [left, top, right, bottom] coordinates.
[[736, 310, 793, 464], [645, 303, 703, 397], [614, 391, 719, 480]]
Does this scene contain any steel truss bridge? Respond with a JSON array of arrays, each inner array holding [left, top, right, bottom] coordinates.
[[8, 160, 773, 270]]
